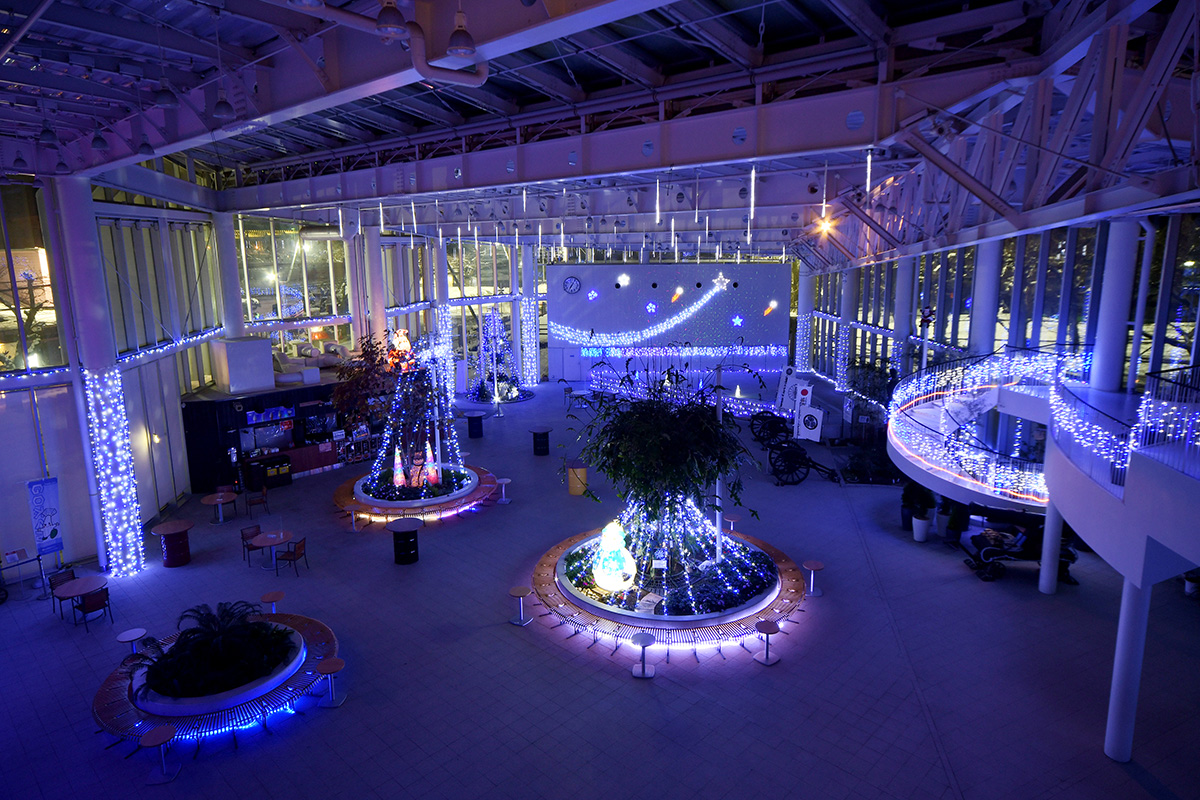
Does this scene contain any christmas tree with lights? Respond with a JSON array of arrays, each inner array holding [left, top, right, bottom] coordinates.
[[359, 332, 466, 502], [563, 366, 777, 616], [470, 308, 521, 402]]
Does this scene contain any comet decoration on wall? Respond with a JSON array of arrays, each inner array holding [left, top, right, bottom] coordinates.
[[550, 272, 730, 346]]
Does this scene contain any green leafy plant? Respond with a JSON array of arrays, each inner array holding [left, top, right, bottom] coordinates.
[[123, 601, 294, 699], [901, 481, 936, 518], [569, 362, 755, 522]]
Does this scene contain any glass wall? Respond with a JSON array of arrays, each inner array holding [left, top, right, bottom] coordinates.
[[0, 185, 65, 371]]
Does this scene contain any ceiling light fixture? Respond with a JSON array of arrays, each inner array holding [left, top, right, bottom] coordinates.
[[446, 2, 475, 57], [154, 23, 179, 108], [376, 0, 408, 39], [91, 129, 110, 151], [211, 11, 236, 122], [13, 152, 28, 171], [38, 122, 56, 145], [55, 156, 69, 175], [137, 135, 155, 157]]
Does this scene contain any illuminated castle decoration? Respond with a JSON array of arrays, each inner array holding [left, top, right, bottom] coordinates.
[[592, 520, 636, 592], [363, 339, 463, 498], [470, 308, 519, 402]]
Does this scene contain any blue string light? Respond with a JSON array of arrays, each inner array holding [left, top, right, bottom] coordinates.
[[83, 368, 144, 576]]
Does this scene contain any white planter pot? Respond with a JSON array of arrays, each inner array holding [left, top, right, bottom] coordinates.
[[912, 516, 931, 543], [1185, 578, 1200, 596]]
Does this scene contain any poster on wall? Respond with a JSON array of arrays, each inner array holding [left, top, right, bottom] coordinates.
[[27, 477, 63, 556]]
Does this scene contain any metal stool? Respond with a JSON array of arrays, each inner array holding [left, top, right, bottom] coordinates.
[[509, 585, 532, 626], [316, 657, 346, 708], [753, 620, 780, 665], [803, 560, 824, 597], [631, 631, 656, 678], [725, 513, 741, 532], [496, 478, 512, 505], [141, 724, 179, 784], [117, 627, 147, 655], [261, 590, 284, 613]]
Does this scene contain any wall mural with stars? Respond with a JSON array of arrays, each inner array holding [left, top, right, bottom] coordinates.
[[546, 263, 790, 352]]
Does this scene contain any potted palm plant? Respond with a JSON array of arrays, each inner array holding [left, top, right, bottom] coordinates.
[[901, 481, 936, 542]]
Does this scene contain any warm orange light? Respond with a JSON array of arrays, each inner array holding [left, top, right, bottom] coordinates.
[[764, 300, 778, 316], [817, 217, 833, 234], [671, 286, 684, 302]]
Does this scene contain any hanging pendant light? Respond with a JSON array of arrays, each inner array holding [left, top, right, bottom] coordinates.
[[12, 152, 28, 171], [211, 11, 236, 122], [376, 0, 408, 39], [137, 135, 155, 157], [91, 130, 110, 151], [38, 122, 57, 145], [154, 24, 179, 108], [446, 2, 475, 56], [54, 156, 70, 175]]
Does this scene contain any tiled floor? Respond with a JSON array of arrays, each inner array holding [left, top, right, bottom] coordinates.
[[2, 388, 1198, 800]]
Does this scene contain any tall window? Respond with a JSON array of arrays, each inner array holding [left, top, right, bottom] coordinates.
[[0, 185, 64, 371]]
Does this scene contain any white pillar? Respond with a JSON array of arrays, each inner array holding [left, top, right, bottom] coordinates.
[[893, 257, 915, 371], [363, 226, 387, 347], [970, 240, 1002, 355], [1104, 578, 1153, 762], [837, 267, 860, 389], [795, 274, 814, 371], [54, 176, 142, 574], [213, 212, 245, 339], [1091, 220, 1140, 392], [1038, 500, 1064, 595]]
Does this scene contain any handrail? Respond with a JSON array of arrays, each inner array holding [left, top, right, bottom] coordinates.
[[1135, 363, 1200, 480], [1049, 355, 1132, 498], [888, 346, 1067, 504]]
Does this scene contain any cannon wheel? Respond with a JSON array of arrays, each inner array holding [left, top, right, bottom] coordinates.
[[770, 441, 811, 485]]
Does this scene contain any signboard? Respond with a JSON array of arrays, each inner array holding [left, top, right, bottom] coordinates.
[[27, 477, 63, 556], [793, 407, 824, 442]]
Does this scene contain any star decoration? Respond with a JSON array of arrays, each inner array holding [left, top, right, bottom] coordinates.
[[732, 315, 744, 327], [587, 290, 598, 300], [646, 302, 657, 314], [712, 271, 730, 291]]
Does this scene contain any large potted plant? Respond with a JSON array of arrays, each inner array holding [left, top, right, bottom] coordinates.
[[566, 365, 772, 616], [901, 481, 935, 542], [123, 601, 294, 701]]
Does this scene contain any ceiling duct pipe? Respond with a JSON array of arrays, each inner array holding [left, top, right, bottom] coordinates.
[[406, 21, 488, 87]]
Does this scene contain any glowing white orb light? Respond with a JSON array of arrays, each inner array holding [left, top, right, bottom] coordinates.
[[592, 520, 636, 593]]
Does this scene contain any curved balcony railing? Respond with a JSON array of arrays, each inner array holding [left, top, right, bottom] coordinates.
[[888, 346, 1066, 505], [1134, 364, 1200, 480], [1048, 354, 1133, 498]]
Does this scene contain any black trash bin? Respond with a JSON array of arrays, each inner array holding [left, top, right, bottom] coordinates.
[[393, 530, 418, 564]]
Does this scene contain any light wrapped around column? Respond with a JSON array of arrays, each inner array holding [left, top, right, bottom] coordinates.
[[83, 367, 144, 576], [519, 296, 540, 387]]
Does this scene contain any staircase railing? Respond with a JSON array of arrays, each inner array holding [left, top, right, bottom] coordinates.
[[1134, 364, 1200, 480], [889, 346, 1063, 504]]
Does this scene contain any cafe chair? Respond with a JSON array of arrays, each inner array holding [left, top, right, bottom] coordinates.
[[73, 588, 114, 631], [241, 525, 265, 566], [276, 538, 309, 577], [246, 487, 270, 518], [48, 568, 76, 618]]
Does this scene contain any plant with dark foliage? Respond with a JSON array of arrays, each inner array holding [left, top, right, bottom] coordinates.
[[123, 601, 294, 699]]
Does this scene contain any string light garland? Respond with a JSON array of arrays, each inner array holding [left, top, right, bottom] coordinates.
[[83, 368, 144, 576], [550, 274, 729, 346], [470, 307, 521, 402], [116, 326, 225, 364], [519, 296, 541, 387]]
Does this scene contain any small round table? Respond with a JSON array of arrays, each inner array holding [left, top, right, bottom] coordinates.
[[117, 627, 147, 654], [528, 426, 553, 456], [53, 575, 107, 602], [631, 631, 656, 678], [316, 657, 346, 708], [754, 619, 781, 665], [386, 518, 422, 565], [251, 530, 294, 571], [802, 560, 825, 597], [151, 520, 194, 568], [509, 585, 532, 626], [725, 514, 741, 532], [464, 410, 486, 439], [496, 478, 512, 505], [201, 491, 239, 524], [260, 590, 285, 613]]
